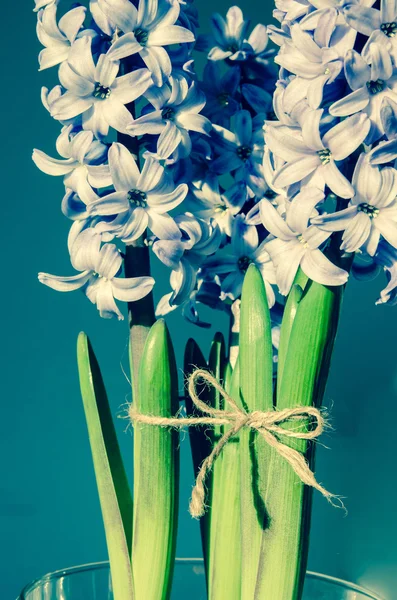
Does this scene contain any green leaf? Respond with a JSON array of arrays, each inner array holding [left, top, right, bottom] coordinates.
[[207, 360, 242, 600], [184, 337, 212, 575], [132, 319, 179, 600], [256, 279, 343, 600], [239, 264, 274, 599], [276, 269, 308, 395], [77, 332, 134, 600]]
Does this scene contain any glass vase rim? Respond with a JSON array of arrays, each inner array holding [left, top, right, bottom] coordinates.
[[17, 558, 385, 600]]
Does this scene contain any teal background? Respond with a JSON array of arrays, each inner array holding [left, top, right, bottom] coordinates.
[[2, 2, 396, 599]]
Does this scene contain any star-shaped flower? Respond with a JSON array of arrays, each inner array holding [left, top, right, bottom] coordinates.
[[98, 0, 194, 86], [50, 37, 152, 137]]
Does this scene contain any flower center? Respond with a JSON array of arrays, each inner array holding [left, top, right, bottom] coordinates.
[[366, 79, 385, 95], [357, 202, 379, 218], [93, 83, 111, 100], [317, 148, 332, 165], [162, 107, 176, 121], [128, 189, 147, 207], [217, 92, 230, 107], [264, 189, 277, 200], [381, 22, 397, 37], [227, 43, 239, 53], [297, 234, 309, 248], [134, 27, 149, 45], [238, 256, 252, 272], [237, 145, 252, 161]]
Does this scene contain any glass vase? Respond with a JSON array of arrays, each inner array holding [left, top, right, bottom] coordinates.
[[18, 559, 384, 600]]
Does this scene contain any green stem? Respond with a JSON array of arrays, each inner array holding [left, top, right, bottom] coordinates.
[[116, 79, 156, 396]]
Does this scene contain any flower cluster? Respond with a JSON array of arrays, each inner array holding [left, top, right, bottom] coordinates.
[[34, 0, 278, 325], [264, 0, 397, 305], [36, 0, 397, 330]]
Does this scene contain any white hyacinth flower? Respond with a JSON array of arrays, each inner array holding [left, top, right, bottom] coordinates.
[[312, 153, 397, 256], [50, 37, 152, 137], [261, 187, 348, 294], [266, 109, 371, 198], [39, 229, 155, 320], [37, 4, 94, 71], [98, 0, 195, 86], [32, 126, 111, 202], [88, 143, 188, 242]]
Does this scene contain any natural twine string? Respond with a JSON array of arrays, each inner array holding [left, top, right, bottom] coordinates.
[[129, 369, 339, 519]]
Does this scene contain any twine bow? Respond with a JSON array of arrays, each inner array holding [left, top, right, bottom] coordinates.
[[129, 369, 338, 518]]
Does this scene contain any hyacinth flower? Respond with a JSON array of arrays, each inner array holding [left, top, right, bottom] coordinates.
[[128, 79, 212, 160], [203, 214, 277, 306], [36, 3, 93, 70], [260, 188, 348, 295], [267, 109, 370, 197], [39, 229, 155, 320], [369, 96, 397, 164], [312, 154, 397, 255], [88, 142, 188, 242], [211, 109, 267, 195], [33, 126, 111, 201], [154, 214, 222, 313], [50, 37, 152, 136], [99, 0, 195, 86], [329, 43, 397, 142], [343, 0, 397, 61]]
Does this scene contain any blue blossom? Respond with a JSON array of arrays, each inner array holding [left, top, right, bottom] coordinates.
[[153, 215, 221, 310], [88, 142, 188, 242], [203, 215, 276, 305], [211, 109, 266, 196], [39, 229, 155, 320], [206, 5, 272, 64], [274, 12, 348, 109], [98, 0, 195, 86], [200, 62, 240, 125], [50, 37, 152, 137], [188, 179, 247, 237], [375, 242, 397, 305]]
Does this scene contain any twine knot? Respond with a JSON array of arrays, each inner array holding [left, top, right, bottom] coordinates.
[[129, 369, 340, 519]]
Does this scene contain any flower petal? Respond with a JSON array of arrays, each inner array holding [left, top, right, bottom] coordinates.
[[287, 187, 325, 233], [112, 68, 152, 104], [153, 124, 180, 160], [38, 270, 91, 291], [107, 32, 141, 61], [323, 113, 370, 161], [259, 199, 295, 240], [272, 155, 320, 188], [148, 183, 188, 213], [329, 87, 369, 117], [109, 142, 140, 191], [112, 275, 155, 302], [320, 160, 354, 199], [300, 248, 349, 285], [98, 0, 138, 32], [148, 25, 195, 46], [32, 149, 76, 175]]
